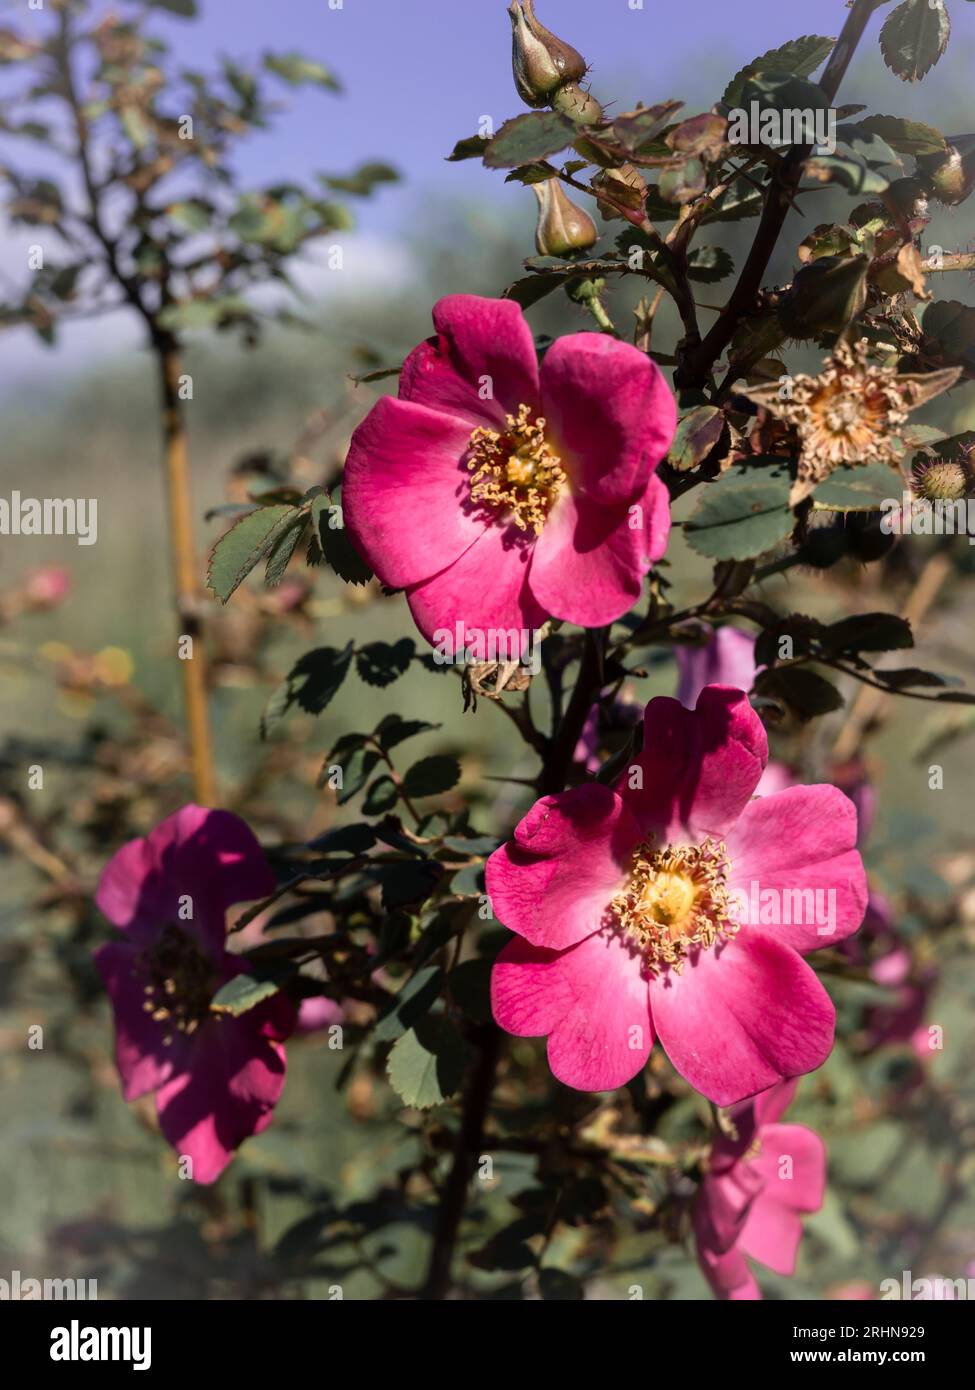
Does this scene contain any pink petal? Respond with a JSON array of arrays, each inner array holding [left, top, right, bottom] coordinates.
[[527, 473, 671, 628], [541, 333, 676, 506], [618, 687, 768, 842], [697, 1242, 763, 1300], [95, 837, 159, 940], [342, 396, 488, 589], [751, 1122, 826, 1215], [491, 932, 653, 1092], [753, 1078, 799, 1127], [485, 784, 642, 951], [648, 930, 836, 1106], [726, 785, 868, 952], [406, 518, 547, 652], [695, 1164, 765, 1255], [96, 806, 275, 955], [155, 1024, 289, 1185], [737, 1125, 824, 1276], [400, 294, 540, 430]]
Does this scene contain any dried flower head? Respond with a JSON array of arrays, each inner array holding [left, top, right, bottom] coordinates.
[[743, 340, 962, 505]]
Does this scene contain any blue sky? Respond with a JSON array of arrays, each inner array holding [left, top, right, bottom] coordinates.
[[3, 0, 974, 386]]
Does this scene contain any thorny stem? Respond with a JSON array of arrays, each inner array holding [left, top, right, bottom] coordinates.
[[675, 0, 884, 391], [420, 627, 609, 1298]]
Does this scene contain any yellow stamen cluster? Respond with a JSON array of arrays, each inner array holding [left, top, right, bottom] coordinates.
[[138, 923, 219, 1046], [467, 402, 566, 534], [610, 835, 738, 974]]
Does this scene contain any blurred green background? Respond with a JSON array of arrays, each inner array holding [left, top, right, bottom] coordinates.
[[3, 0, 975, 1299]]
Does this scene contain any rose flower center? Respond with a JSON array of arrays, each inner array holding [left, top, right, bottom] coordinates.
[[610, 836, 738, 974], [138, 923, 220, 1044], [467, 403, 566, 534]]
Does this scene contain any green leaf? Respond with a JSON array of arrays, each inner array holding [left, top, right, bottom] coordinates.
[[812, 463, 903, 512], [880, 0, 950, 83], [375, 859, 442, 910], [850, 115, 946, 156], [148, 0, 198, 14], [208, 504, 298, 603], [922, 300, 975, 373], [386, 1017, 467, 1109], [167, 198, 212, 231], [447, 134, 491, 162], [305, 823, 375, 855], [375, 715, 439, 752], [263, 51, 341, 91], [722, 36, 836, 107], [755, 666, 844, 720], [322, 733, 380, 804], [483, 112, 577, 169], [805, 154, 890, 195], [667, 405, 725, 471], [503, 271, 571, 309], [684, 466, 794, 560], [322, 162, 398, 197], [312, 492, 373, 585], [261, 643, 354, 739], [611, 101, 684, 155], [373, 966, 443, 1043], [363, 775, 399, 816], [264, 514, 308, 587], [740, 72, 831, 120], [686, 246, 734, 283], [356, 639, 415, 687], [402, 755, 461, 799], [820, 614, 913, 655], [211, 971, 283, 1017]]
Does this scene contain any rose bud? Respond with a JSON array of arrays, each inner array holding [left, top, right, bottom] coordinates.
[[777, 254, 869, 339], [916, 135, 975, 208], [532, 177, 598, 257], [550, 79, 603, 126], [508, 0, 587, 108]]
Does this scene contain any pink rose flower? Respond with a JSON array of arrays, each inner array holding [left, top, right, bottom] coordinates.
[[694, 1080, 826, 1300], [489, 686, 868, 1104], [343, 294, 675, 653], [93, 805, 296, 1184]]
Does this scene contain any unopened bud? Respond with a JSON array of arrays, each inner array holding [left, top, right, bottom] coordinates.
[[532, 178, 598, 256], [550, 80, 603, 126], [508, 0, 586, 108], [916, 136, 975, 208], [777, 254, 869, 339]]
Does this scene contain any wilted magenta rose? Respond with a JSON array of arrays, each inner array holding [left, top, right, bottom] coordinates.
[[694, 1080, 826, 1300], [94, 805, 296, 1184], [489, 686, 868, 1104], [343, 295, 675, 655]]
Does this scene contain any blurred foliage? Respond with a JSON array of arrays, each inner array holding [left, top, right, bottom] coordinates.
[[4, 0, 975, 1303]]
